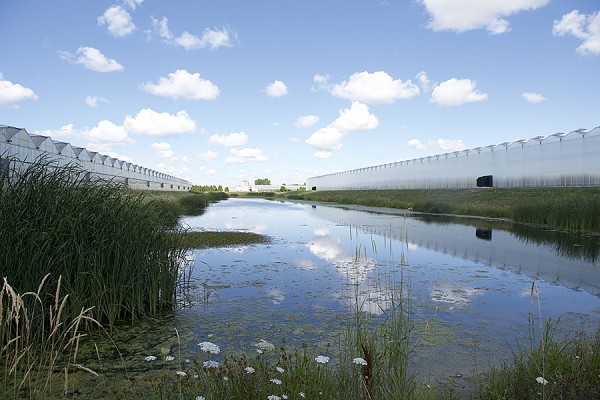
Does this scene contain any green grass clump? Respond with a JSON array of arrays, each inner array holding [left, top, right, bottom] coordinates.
[[181, 231, 270, 248], [479, 322, 600, 399], [0, 156, 189, 326]]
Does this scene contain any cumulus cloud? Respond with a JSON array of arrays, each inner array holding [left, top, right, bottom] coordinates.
[[98, 5, 135, 37], [553, 10, 600, 55], [331, 102, 379, 132], [265, 80, 288, 97], [208, 131, 248, 147], [330, 71, 419, 104], [124, 108, 196, 136], [85, 142, 133, 162], [226, 147, 267, 163], [416, 71, 431, 92], [0, 75, 38, 107], [197, 150, 218, 161], [85, 95, 109, 108], [420, 0, 549, 34], [123, 0, 143, 10], [408, 138, 426, 149], [151, 17, 237, 50], [295, 115, 320, 128], [36, 121, 131, 145], [306, 127, 345, 151], [151, 141, 176, 159], [522, 91, 546, 103], [140, 69, 219, 100], [305, 102, 378, 155], [430, 78, 488, 107], [58, 47, 124, 72]]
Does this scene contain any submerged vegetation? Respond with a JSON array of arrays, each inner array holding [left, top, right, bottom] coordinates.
[[279, 188, 600, 234], [181, 231, 270, 248]]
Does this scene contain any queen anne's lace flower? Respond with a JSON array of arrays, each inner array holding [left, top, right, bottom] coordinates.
[[270, 378, 282, 385], [165, 355, 175, 361], [203, 360, 219, 369], [198, 341, 220, 354], [176, 371, 187, 377], [353, 357, 367, 365], [536, 376, 548, 385], [315, 355, 330, 364], [245, 366, 255, 374], [276, 366, 285, 373], [255, 339, 275, 351], [144, 356, 157, 361]]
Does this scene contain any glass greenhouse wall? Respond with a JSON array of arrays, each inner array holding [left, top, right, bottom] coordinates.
[[306, 127, 600, 190], [0, 125, 191, 191]]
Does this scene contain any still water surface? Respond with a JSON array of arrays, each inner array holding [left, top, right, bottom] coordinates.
[[166, 197, 600, 381]]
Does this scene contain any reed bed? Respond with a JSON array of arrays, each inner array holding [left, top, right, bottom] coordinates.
[[0, 156, 189, 326]]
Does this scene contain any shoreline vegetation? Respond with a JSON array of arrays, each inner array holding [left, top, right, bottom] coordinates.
[[277, 187, 600, 234], [1, 157, 599, 399]]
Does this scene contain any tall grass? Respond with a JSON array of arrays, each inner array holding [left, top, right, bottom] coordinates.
[[0, 275, 107, 398], [0, 156, 189, 326], [513, 195, 600, 233]]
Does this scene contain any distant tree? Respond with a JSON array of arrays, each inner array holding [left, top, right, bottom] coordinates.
[[255, 178, 271, 185], [224, 187, 229, 192], [279, 185, 288, 192], [297, 186, 306, 192], [218, 185, 223, 191]]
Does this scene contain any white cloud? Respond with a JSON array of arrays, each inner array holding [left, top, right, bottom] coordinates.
[[553, 10, 600, 56], [522, 91, 546, 103], [197, 150, 218, 161], [331, 102, 379, 132], [306, 126, 344, 151], [85, 142, 132, 162], [123, 0, 143, 10], [0, 75, 38, 107], [85, 95, 109, 108], [305, 102, 379, 156], [416, 71, 431, 92], [87, 120, 129, 143], [330, 71, 419, 104], [314, 151, 332, 159], [141, 69, 219, 100], [312, 74, 330, 91], [433, 138, 466, 151], [58, 47, 124, 72], [37, 121, 131, 145], [151, 141, 176, 159], [208, 131, 248, 147], [408, 138, 426, 149], [430, 78, 488, 107], [151, 17, 237, 50], [226, 147, 267, 163], [124, 109, 196, 136], [98, 5, 135, 37], [265, 80, 288, 97], [420, 0, 549, 34], [295, 115, 320, 128]]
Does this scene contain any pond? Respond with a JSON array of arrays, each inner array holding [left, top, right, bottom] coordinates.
[[95, 197, 600, 385]]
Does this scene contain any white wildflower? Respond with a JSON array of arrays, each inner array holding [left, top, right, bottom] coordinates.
[[144, 356, 157, 361], [282, 395, 288, 399], [299, 393, 305, 398], [276, 366, 285, 373], [165, 355, 175, 361], [315, 355, 330, 364], [198, 341, 220, 355], [196, 397, 205, 400], [271, 378, 282, 385], [353, 357, 367, 365], [176, 371, 187, 377], [267, 396, 281, 400], [203, 360, 219, 369], [536, 376, 548, 385], [256, 339, 275, 351], [245, 366, 255, 374]]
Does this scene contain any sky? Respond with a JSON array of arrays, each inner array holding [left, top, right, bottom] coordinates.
[[1, 0, 599, 188]]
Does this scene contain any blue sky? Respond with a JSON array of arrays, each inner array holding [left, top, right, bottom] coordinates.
[[1, 0, 598, 188]]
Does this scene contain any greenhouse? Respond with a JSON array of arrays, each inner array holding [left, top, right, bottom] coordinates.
[[307, 126, 600, 190], [0, 124, 191, 191]]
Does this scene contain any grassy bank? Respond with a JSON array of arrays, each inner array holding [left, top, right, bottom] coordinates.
[[279, 188, 600, 234]]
